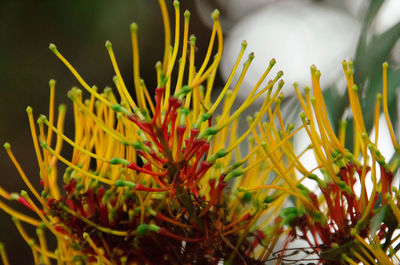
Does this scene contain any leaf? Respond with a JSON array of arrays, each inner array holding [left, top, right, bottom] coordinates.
[[320, 241, 359, 261], [382, 205, 399, 250], [361, 68, 400, 133], [357, 22, 400, 84], [323, 85, 343, 133], [354, 0, 385, 72], [384, 205, 398, 231], [363, 0, 385, 27], [369, 205, 387, 236]]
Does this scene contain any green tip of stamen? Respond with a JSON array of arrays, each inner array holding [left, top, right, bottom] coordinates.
[[11, 216, 19, 224], [28, 239, 36, 247], [225, 170, 243, 181], [200, 127, 219, 139], [110, 157, 130, 165], [49, 43, 57, 52], [20, 190, 28, 197], [311, 97, 317, 103], [121, 257, 128, 264], [212, 9, 220, 20], [361, 132, 368, 139], [130, 23, 138, 33], [115, 179, 136, 188], [3, 142, 10, 150], [135, 224, 161, 235], [112, 104, 131, 116], [38, 115, 47, 123], [58, 104, 67, 112], [67, 90, 76, 100], [105, 40, 112, 49], [264, 195, 275, 203], [40, 140, 49, 149], [189, 34, 196, 45], [49, 79, 56, 86], [173, 0, 180, 8], [184, 10, 190, 18], [237, 186, 246, 192], [248, 52, 255, 61], [9, 193, 19, 200], [346, 69, 353, 76], [241, 40, 247, 49], [310, 64, 317, 72], [26, 106, 33, 113], [383, 62, 389, 69]]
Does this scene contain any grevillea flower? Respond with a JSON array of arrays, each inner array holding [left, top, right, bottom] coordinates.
[[0, 1, 293, 264], [263, 62, 400, 264], [1, 1, 400, 265]]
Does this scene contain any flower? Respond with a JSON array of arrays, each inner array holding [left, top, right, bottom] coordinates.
[[272, 62, 400, 264], [1, 0, 400, 265], [0, 1, 291, 264]]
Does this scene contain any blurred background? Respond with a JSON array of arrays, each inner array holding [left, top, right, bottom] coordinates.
[[0, 0, 399, 264]]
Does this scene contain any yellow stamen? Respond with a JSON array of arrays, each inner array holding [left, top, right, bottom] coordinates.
[[350, 248, 373, 265], [374, 94, 382, 145], [0, 186, 9, 200], [41, 141, 114, 185], [12, 218, 59, 260], [26, 107, 44, 171], [382, 62, 399, 151], [0, 243, 10, 265], [190, 13, 217, 86], [190, 11, 223, 88], [47, 79, 56, 146], [129, 25, 146, 110], [342, 254, 359, 265], [42, 116, 111, 163], [0, 199, 41, 226], [206, 41, 247, 115], [175, 10, 190, 93], [49, 44, 113, 108], [338, 120, 347, 146], [61, 205, 127, 236], [243, 185, 316, 211], [158, 0, 171, 74], [140, 80, 155, 114], [3, 143, 44, 205], [164, 1, 181, 107], [105, 41, 137, 110], [36, 227, 51, 265], [83, 233, 113, 265], [219, 53, 254, 122]]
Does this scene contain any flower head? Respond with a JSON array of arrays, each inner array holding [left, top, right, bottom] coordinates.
[[0, 1, 291, 264], [1, 1, 400, 265]]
